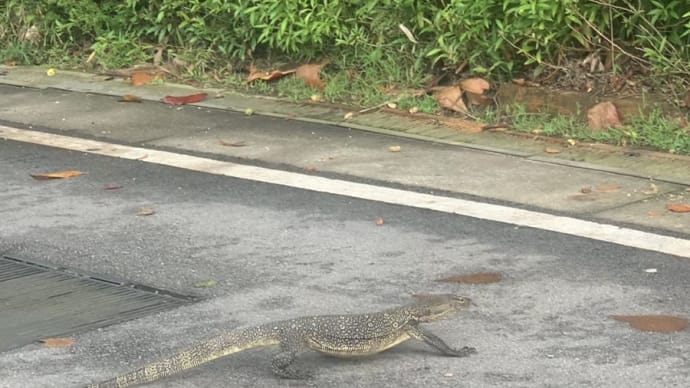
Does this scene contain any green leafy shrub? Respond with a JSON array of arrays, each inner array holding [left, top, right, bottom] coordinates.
[[1, 0, 689, 80]]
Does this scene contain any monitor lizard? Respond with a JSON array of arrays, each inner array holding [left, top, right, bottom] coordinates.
[[87, 294, 475, 387]]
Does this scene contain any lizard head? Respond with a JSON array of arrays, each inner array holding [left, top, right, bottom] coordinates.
[[408, 294, 472, 322]]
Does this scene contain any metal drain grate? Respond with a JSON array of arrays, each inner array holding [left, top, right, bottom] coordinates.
[[0, 255, 193, 351]]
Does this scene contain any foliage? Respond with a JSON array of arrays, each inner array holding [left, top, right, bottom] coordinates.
[[2, 0, 689, 79], [505, 104, 690, 154]]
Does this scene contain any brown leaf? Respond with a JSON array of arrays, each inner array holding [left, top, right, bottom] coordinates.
[[219, 139, 247, 147], [544, 147, 561, 154], [118, 94, 142, 103], [137, 207, 155, 216], [130, 70, 155, 86], [436, 272, 501, 284], [512, 78, 540, 87], [304, 165, 317, 172], [161, 92, 207, 105], [374, 217, 384, 226], [435, 86, 467, 113], [512, 78, 526, 85], [30, 170, 82, 180], [595, 183, 620, 192], [459, 77, 491, 95], [296, 63, 326, 89], [103, 183, 123, 190], [587, 101, 623, 130], [246, 64, 296, 83], [39, 337, 74, 347], [610, 315, 688, 332], [666, 202, 690, 212], [459, 77, 492, 106]]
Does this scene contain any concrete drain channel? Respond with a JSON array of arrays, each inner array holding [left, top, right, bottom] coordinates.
[[0, 254, 193, 351]]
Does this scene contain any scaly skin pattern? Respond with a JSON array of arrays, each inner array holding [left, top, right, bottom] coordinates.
[[88, 294, 475, 387]]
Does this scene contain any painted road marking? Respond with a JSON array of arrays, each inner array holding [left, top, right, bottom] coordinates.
[[2, 125, 688, 258]]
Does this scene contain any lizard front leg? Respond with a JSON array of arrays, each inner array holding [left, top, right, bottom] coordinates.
[[271, 338, 313, 379], [405, 324, 476, 357]]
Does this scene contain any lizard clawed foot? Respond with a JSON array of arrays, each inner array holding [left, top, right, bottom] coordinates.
[[446, 346, 477, 357]]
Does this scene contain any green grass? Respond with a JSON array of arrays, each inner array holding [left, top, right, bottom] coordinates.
[[497, 104, 690, 154]]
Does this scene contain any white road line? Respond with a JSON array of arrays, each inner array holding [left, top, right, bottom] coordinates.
[[2, 125, 689, 258]]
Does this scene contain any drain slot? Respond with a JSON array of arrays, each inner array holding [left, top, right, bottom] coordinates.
[[0, 254, 193, 351]]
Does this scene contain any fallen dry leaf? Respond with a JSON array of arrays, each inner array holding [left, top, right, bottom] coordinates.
[[39, 337, 73, 347], [666, 202, 690, 213], [587, 101, 623, 130], [310, 94, 322, 102], [408, 106, 419, 114], [436, 272, 501, 284], [388, 145, 401, 152], [30, 170, 82, 180], [161, 92, 207, 105], [219, 139, 247, 147], [103, 183, 123, 190], [595, 183, 620, 192], [130, 70, 156, 86], [512, 78, 540, 87], [304, 165, 317, 172], [374, 217, 384, 226], [246, 64, 296, 83], [610, 314, 688, 332], [459, 77, 492, 106], [459, 77, 491, 95], [544, 147, 561, 154], [398, 23, 418, 43], [137, 207, 155, 216], [343, 112, 354, 120], [435, 86, 467, 113], [296, 63, 326, 89], [647, 210, 663, 217], [118, 94, 142, 103]]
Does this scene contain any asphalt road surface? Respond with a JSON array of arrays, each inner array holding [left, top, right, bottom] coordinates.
[[0, 138, 688, 387]]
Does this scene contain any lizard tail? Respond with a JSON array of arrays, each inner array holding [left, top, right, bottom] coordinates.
[[87, 324, 281, 388]]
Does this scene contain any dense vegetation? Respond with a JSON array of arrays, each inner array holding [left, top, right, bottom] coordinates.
[[2, 1, 689, 154], [2, 0, 689, 80]]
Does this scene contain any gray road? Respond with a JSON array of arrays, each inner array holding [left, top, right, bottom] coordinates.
[[0, 138, 688, 387]]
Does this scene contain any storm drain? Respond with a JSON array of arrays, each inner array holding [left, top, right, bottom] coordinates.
[[0, 255, 193, 351]]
